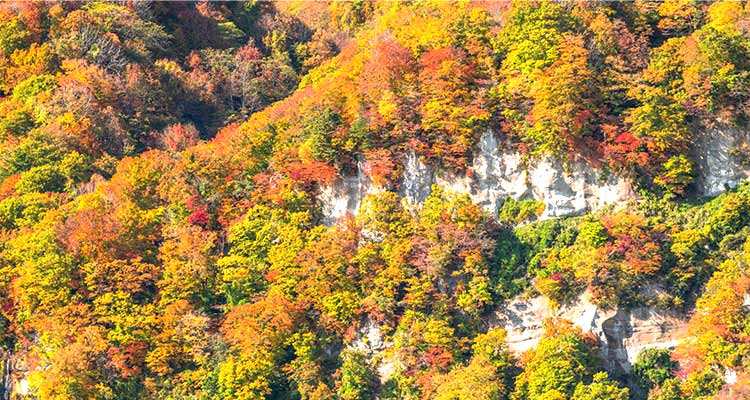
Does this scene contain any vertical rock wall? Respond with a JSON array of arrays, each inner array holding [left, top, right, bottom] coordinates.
[[318, 159, 380, 225], [320, 130, 635, 224], [693, 123, 750, 196], [490, 291, 689, 374], [321, 122, 750, 224]]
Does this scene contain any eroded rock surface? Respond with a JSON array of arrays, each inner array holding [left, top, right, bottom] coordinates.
[[348, 317, 387, 354], [319, 159, 381, 224], [491, 292, 690, 374], [1, 351, 30, 400], [346, 291, 689, 385], [693, 122, 750, 196], [321, 130, 635, 223], [403, 131, 635, 219], [347, 318, 398, 384], [322, 123, 750, 223], [527, 157, 633, 219]]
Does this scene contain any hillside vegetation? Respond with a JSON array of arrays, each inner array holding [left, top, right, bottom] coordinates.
[[1, 1, 750, 399]]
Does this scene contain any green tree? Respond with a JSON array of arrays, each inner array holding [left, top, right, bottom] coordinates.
[[0, 15, 30, 55], [632, 348, 677, 392], [511, 322, 600, 400], [304, 108, 343, 165], [571, 372, 628, 400], [15, 164, 66, 194], [654, 154, 695, 197], [337, 349, 375, 400]]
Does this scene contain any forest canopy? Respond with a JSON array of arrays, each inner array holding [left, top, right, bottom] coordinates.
[[1, 1, 750, 399]]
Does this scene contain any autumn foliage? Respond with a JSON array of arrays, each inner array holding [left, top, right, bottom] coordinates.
[[1, 1, 750, 399]]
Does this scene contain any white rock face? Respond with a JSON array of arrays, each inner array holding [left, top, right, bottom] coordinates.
[[319, 159, 381, 225], [347, 291, 690, 383], [491, 292, 690, 373], [348, 317, 387, 354], [401, 151, 435, 205], [322, 123, 750, 222], [321, 130, 633, 222], [347, 317, 398, 384], [1, 351, 31, 399], [343, 292, 689, 385], [400, 130, 634, 218], [693, 123, 750, 196], [726, 368, 738, 386]]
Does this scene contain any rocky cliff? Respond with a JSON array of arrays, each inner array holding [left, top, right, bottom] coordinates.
[[328, 125, 750, 383], [322, 124, 750, 224], [319, 159, 379, 225], [693, 122, 750, 196], [320, 130, 636, 224], [349, 289, 689, 387], [490, 291, 689, 375]]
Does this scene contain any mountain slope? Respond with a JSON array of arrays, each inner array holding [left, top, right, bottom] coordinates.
[[1, 1, 750, 399]]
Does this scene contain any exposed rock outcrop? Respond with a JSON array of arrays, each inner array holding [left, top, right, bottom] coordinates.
[[693, 122, 750, 196], [318, 159, 381, 224], [346, 292, 690, 386], [491, 292, 690, 374], [348, 317, 387, 355], [347, 318, 399, 383], [403, 131, 635, 219], [321, 130, 634, 223], [321, 123, 750, 223]]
